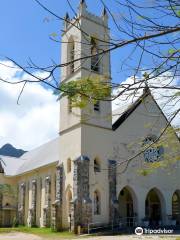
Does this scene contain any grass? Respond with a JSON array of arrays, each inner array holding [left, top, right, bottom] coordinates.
[[0, 226, 76, 239]]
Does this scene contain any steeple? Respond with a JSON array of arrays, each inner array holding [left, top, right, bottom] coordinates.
[[65, 12, 69, 20], [79, 0, 87, 15], [102, 7, 107, 16], [80, 0, 87, 6], [143, 83, 151, 95], [64, 12, 70, 30], [60, 1, 111, 132], [101, 7, 108, 22]]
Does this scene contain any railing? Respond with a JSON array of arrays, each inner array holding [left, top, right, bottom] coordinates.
[[87, 217, 138, 234], [87, 221, 111, 234], [119, 217, 138, 228]]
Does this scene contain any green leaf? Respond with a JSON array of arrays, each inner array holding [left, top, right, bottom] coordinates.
[[137, 15, 145, 20], [174, 92, 180, 96], [59, 76, 111, 109], [176, 10, 180, 17], [50, 32, 58, 38], [168, 48, 176, 55], [143, 72, 149, 80]]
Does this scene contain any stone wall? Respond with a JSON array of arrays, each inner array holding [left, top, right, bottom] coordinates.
[[108, 160, 119, 224], [71, 156, 92, 233], [29, 180, 37, 227], [43, 176, 51, 227], [51, 165, 63, 231], [18, 183, 26, 225], [0, 193, 2, 226]]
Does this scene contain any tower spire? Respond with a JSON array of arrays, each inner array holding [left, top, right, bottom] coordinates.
[[101, 6, 108, 22], [64, 12, 70, 30], [102, 7, 107, 16], [80, 0, 86, 5], [79, 0, 87, 15], [65, 12, 70, 20]]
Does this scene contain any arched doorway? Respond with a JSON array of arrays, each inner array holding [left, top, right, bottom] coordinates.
[[118, 187, 137, 226], [172, 190, 180, 225], [145, 189, 162, 226]]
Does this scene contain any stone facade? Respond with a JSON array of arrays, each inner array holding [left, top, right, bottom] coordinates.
[[0, 167, 4, 226], [29, 180, 37, 227], [18, 182, 26, 225], [0, 193, 2, 226], [71, 156, 92, 233], [108, 160, 119, 224], [43, 176, 51, 227], [51, 165, 63, 231]]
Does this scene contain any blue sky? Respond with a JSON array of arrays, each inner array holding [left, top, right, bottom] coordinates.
[[0, 0, 126, 150], [0, 0, 179, 83], [0, 1, 99, 72], [0, 0, 123, 150], [0, 0, 130, 83], [0, 0, 62, 68], [0, 0, 179, 150]]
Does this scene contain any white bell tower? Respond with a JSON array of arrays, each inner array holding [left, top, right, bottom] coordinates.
[[60, 0, 112, 133], [59, 2, 113, 230]]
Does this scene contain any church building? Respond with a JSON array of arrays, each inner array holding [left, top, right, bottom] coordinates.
[[0, 0, 179, 233]]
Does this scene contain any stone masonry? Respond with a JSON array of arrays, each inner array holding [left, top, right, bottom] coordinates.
[[108, 160, 119, 225], [51, 165, 63, 231], [71, 156, 92, 233], [43, 176, 51, 227], [18, 183, 26, 225], [29, 180, 37, 227]]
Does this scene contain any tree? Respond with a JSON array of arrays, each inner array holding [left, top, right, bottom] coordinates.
[[0, 0, 179, 172]]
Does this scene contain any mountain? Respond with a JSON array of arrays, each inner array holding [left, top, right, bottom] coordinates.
[[0, 144, 26, 157]]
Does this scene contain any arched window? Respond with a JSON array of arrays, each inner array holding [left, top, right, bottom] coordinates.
[[94, 190, 101, 215], [67, 158, 71, 173], [68, 38, 75, 74], [91, 38, 99, 72], [143, 135, 164, 163], [94, 158, 101, 172], [68, 97, 72, 113]]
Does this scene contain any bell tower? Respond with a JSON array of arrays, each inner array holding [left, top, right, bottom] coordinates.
[[59, 1, 113, 232], [60, 0, 112, 133]]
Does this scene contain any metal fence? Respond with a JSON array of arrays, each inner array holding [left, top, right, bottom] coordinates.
[[87, 217, 138, 234]]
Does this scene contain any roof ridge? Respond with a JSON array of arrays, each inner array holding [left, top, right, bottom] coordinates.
[[112, 90, 150, 130]]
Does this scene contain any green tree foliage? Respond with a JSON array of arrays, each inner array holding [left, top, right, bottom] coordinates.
[[0, 184, 17, 200], [60, 76, 111, 108], [138, 127, 180, 176]]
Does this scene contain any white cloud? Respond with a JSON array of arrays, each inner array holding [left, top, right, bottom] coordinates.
[[0, 60, 59, 150], [0, 60, 179, 151]]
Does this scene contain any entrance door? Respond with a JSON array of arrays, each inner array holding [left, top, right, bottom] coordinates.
[[127, 202, 133, 217], [150, 203, 161, 225], [4, 210, 12, 227], [172, 191, 180, 225], [118, 187, 136, 227], [145, 189, 161, 226], [127, 202, 134, 226]]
